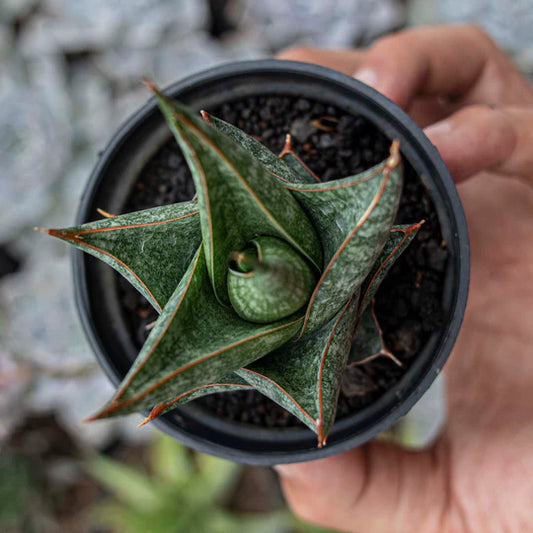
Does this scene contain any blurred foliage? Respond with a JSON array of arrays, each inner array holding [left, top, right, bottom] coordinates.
[[0, 452, 55, 533], [0, 454, 31, 531], [87, 434, 339, 533], [0, 418, 336, 532]]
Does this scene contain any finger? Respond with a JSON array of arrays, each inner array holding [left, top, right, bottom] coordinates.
[[407, 96, 460, 127], [275, 440, 450, 533], [353, 25, 533, 109], [276, 46, 364, 76], [424, 106, 533, 184]]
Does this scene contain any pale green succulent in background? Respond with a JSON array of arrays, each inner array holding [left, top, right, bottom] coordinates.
[[88, 435, 339, 533], [38, 79, 422, 446]]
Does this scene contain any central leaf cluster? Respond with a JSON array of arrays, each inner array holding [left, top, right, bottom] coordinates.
[[228, 236, 317, 323], [42, 80, 422, 447]]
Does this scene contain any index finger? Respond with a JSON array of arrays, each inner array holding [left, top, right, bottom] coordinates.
[[353, 25, 533, 109]]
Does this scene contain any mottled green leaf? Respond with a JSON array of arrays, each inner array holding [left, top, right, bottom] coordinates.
[[358, 221, 423, 317], [238, 294, 359, 446], [88, 246, 303, 419], [203, 111, 318, 185], [138, 374, 252, 426], [280, 152, 318, 184], [288, 147, 403, 336], [147, 81, 322, 304], [40, 201, 200, 312], [201, 111, 313, 184], [228, 236, 317, 323], [350, 301, 401, 366]]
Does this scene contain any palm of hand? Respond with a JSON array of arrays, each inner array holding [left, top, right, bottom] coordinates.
[[442, 174, 533, 531]]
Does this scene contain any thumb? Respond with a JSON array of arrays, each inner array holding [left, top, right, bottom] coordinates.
[[275, 439, 452, 533]]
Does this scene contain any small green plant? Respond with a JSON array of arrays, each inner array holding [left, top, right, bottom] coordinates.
[[39, 79, 422, 446], [88, 436, 287, 533]]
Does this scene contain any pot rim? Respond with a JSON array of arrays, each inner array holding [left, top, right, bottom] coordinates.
[[73, 59, 469, 465]]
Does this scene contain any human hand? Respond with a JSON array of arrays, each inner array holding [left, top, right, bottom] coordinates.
[[275, 25, 533, 533]]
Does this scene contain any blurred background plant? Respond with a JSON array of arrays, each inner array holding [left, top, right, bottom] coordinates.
[[87, 435, 339, 533], [1, 0, 532, 531], [1, 428, 338, 532]]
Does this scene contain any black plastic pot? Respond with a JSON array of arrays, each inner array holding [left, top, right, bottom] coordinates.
[[74, 60, 469, 465]]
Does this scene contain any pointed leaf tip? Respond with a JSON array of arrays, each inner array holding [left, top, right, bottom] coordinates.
[[279, 133, 321, 183], [205, 113, 316, 186], [34, 227, 51, 235], [411, 219, 425, 232], [386, 139, 401, 169], [96, 208, 115, 218], [200, 110, 211, 123], [142, 76, 159, 93], [291, 144, 404, 337], [137, 403, 165, 428], [36, 227, 69, 238], [279, 133, 293, 158], [41, 202, 201, 311], [239, 295, 358, 441]]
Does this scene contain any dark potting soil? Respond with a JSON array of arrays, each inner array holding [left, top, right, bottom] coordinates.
[[117, 94, 447, 429]]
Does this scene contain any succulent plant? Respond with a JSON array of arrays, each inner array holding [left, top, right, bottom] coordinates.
[[38, 79, 423, 447]]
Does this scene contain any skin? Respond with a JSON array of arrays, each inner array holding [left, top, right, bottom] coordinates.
[[274, 25, 533, 533]]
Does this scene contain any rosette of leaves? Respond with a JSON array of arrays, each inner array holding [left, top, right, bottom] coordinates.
[[38, 79, 423, 447]]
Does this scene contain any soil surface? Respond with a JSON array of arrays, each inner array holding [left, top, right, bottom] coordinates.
[[117, 94, 447, 428]]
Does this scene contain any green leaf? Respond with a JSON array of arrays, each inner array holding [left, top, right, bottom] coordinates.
[[288, 146, 403, 336], [92, 502, 189, 533], [238, 294, 359, 446], [147, 81, 322, 304], [203, 111, 318, 186], [87, 455, 161, 511], [228, 236, 317, 323], [350, 301, 401, 366], [91, 501, 144, 533], [149, 435, 193, 486], [358, 221, 423, 317], [201, 111, 313, 184], [194, 452, 241, 502], [137, 374, 252, 426], [0, 455, 31, 527], [88, 245, 303, 420], [40, 201, 200, 312]]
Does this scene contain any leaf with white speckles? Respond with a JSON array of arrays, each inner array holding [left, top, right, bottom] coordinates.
[[41, 201, 201, 312], [288, 149, 403, 336], [149, 85, 322, 305], [87, 246, 303, 420], [238, 294, 359, 446]]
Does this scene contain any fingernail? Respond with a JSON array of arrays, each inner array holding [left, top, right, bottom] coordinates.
[[353, 68, 378, 88], [424, 120, 452, 139]]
